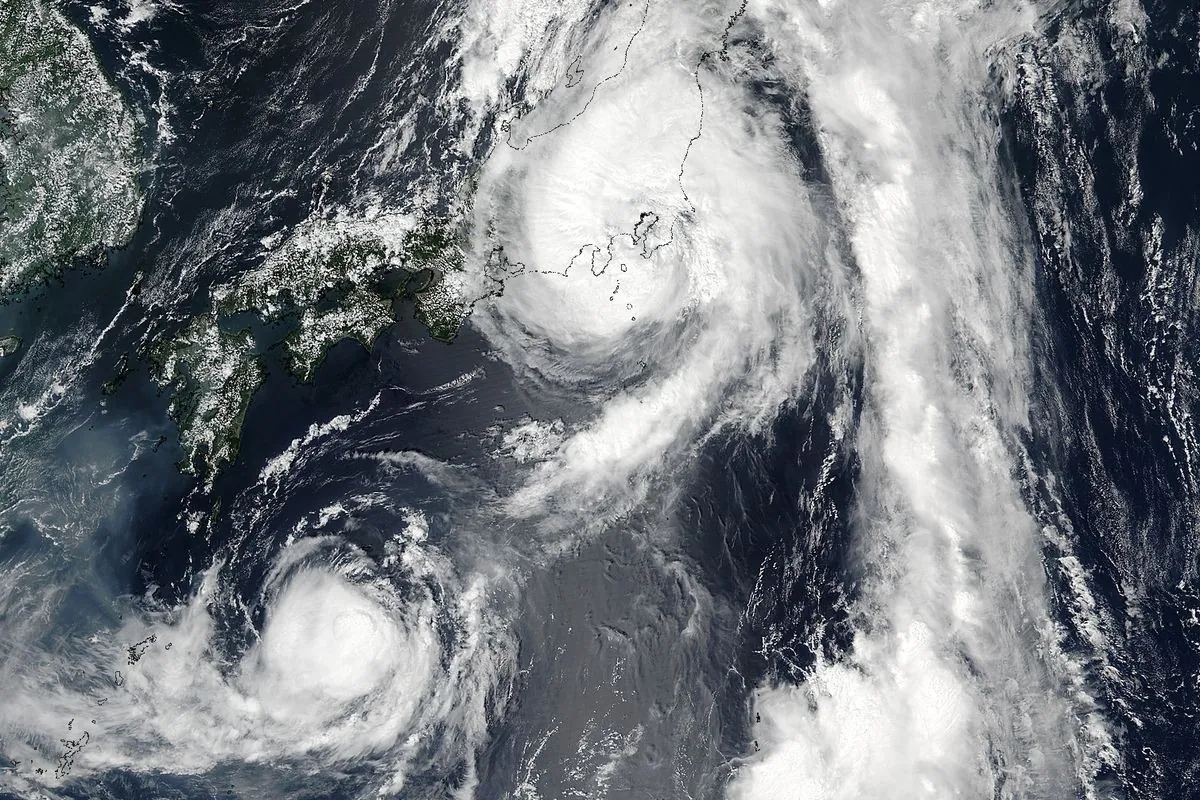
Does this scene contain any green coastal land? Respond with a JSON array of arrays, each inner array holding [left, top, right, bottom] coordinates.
[[1, 0, 142, 295]]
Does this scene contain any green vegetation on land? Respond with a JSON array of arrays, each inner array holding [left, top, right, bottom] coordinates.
[[151, 316, 265, 486], [153, 212, 468, 484], [0, 0, 142, 295]]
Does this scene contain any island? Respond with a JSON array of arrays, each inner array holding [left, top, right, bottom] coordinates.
[[150, 210, 468, 484]]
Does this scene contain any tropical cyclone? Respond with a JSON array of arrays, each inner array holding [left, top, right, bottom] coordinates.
[[461, 0, 830, 519], [0, 0, 142, 295]]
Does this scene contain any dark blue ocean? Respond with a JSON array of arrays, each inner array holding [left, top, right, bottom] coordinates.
[[1, 0, 1198, 797]]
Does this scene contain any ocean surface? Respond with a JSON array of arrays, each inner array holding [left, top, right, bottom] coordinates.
[[2, 0, 1199, 798]]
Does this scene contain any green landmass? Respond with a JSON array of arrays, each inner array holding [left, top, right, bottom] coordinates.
[[215, 213, 468, 353], [153, 212, 468, 485], [150, 316, 265, 486], [284, 287, 395, 382], [0, 0, 142, 294]]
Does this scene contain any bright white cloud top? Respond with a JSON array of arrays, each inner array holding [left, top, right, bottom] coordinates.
[[0, 0, 1137, 796], [456, 0, 1116, 796]]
